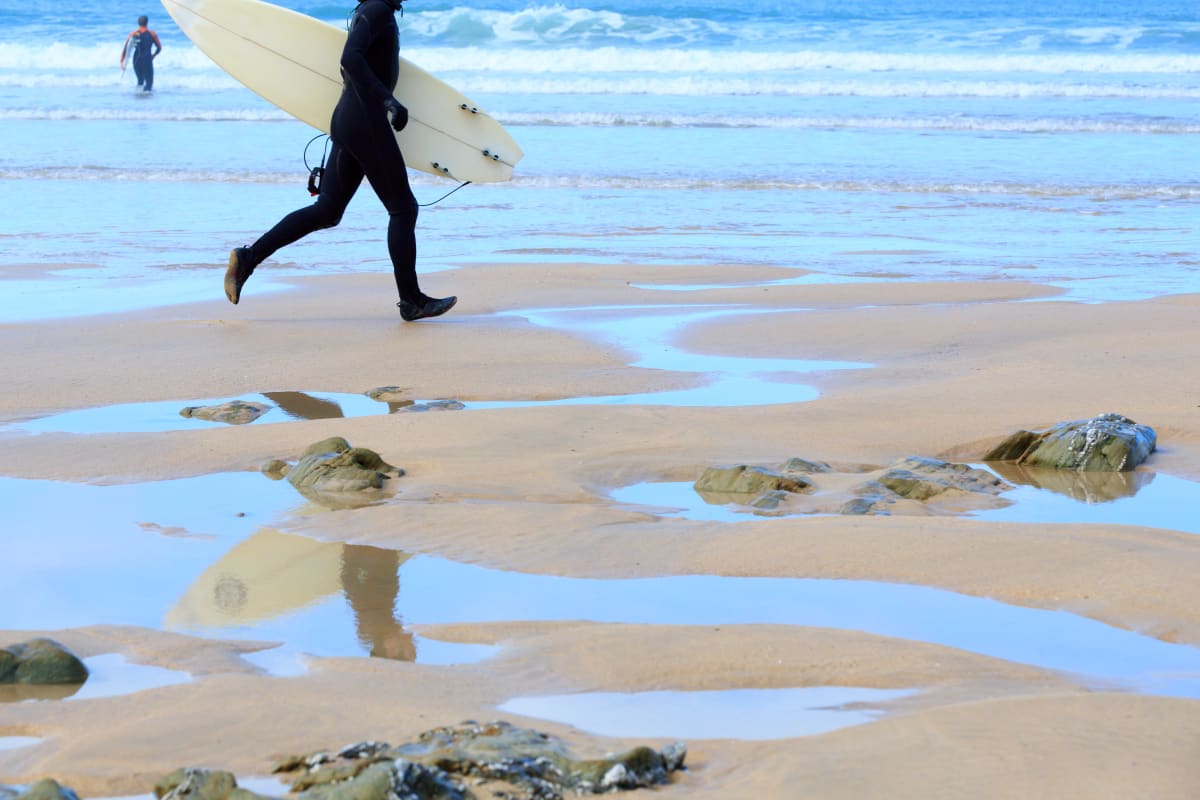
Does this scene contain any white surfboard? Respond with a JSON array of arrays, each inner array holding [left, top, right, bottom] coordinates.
[[160, 0, 522, 183]]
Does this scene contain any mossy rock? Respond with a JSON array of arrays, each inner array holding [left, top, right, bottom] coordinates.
[[2, 639, 88, 685]]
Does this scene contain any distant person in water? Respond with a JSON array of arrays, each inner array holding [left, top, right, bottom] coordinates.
[[223, 0, 456, 322], [120, 15, 162, 92]]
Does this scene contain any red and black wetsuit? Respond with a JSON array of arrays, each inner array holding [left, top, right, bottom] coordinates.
[[124, 26, 162, 91], [244, 0, 427, 305]]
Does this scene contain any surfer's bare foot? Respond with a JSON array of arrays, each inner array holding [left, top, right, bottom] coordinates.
[[398, 295, 457, 321], [224, 247, 253, 305]]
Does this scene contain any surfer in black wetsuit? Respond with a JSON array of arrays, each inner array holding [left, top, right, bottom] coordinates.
[[224, 0, 456, 322], [120, 15, 162, 92]]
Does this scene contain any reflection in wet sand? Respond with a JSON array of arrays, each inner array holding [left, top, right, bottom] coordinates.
[[167, 531, 415, 662], [0, 474, 493, 667], [262, 391, 346, 421], [341, 545, 415, 661], [986, 461, 1151, 503]]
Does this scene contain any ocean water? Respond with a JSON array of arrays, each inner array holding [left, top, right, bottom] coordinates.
[[1, 0, 1198, 318]]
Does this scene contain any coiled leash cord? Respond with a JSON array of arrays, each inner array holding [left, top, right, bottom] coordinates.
[[303, 133, 470, 206]]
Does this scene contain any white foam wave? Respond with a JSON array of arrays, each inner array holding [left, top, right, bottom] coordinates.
[[7, 38, 1200, 78], [10, 164, 1198, 201], [0, 107, 292, 122], [0, 72, 240, 90], [0, 41, 219, 72], [496, 111, 1200, 134], [457, 75, 1200, 100], [409, 44, 1200, 76], [3, 107, 1194, 133]]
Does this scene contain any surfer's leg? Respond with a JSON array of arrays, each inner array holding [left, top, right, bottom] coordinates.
[[355, 125, 453, 318], [225, 144, 363, 304], [133, 59, 146, 88], [246, 143, 363, 267]]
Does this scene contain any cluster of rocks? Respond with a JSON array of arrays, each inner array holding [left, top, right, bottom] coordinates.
[[695, 455, 1012, 516], [261, 437, 404, 510], [10, 721, 682, 800], [272, 721, 685, 800], [691, 414, 1157, 516]]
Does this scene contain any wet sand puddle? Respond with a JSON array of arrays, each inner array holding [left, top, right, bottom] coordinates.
[[499, 687, 917, 740], [0, 654, 189, 704], [4, 307, 1197, 740], [7, 305, 869, 434], [0, 473, 497, 684], [0, 737, 41, 751], [3, 471, 1200, 710], [613, 465, 1200, 535]]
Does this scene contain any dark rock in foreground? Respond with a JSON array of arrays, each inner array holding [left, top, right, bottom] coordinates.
[[0, 639, 88, 685], [274, 720, 686, 800], [983, 413, 1156, 471]]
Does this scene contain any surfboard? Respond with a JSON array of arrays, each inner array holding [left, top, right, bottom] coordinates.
[[159, 0, 522, 183]]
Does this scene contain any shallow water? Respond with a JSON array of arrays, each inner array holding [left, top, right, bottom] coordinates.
[[499, 687, 917, 740], [0, 474, 491, 669], [0, 737, 40, 752], [5, 2, 1200, 322], [6, 305, 870, 434], [3, 470, 1197, 695]]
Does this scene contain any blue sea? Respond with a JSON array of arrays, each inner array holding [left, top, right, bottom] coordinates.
[[1, 0, 1199, 318]]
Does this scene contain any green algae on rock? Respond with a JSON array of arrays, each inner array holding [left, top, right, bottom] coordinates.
[[0, 639, 88, 685], [983, 413, 1156, 472], [271, 437, 405, 509], [694, 465, 815, 505]]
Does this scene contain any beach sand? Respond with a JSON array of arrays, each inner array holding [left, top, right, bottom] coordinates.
[[2, 262, 1200, 798]]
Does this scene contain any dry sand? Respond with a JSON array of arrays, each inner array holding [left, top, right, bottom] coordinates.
[[2, 262, 1199, 798]]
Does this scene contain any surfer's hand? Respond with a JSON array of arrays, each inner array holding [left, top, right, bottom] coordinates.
[[387, 99, 408, 132]]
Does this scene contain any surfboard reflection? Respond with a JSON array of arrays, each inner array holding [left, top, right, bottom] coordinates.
[[167, 531, 415, 661]]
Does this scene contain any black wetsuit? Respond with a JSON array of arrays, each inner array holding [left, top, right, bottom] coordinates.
[[244, 0, 426, 305]]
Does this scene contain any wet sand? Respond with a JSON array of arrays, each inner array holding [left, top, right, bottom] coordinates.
[[2, 262, 1200, 798]]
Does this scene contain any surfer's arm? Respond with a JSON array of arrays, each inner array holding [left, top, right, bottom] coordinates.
[[119, 32, 132, 65], [150, 30, 162, 58], [340, 5, 395, 108]]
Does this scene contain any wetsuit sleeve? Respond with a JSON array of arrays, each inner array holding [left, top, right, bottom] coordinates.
[[120, 32, 133, 63], [150, 30, 162, 56], [340, 3, 395, 107]]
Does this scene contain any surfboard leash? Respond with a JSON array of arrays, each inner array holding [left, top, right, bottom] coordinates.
[[418, 180, 472, 207], [303, 133, 331, 196], [301, 132, 471, 206]]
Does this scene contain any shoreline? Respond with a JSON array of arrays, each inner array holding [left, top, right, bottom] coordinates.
[[3, 262, 1200, 798]]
